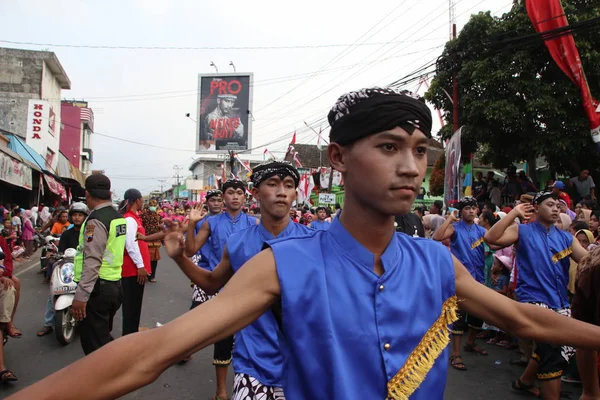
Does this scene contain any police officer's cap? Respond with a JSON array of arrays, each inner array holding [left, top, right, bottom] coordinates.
[[85, 174, 112, 200]]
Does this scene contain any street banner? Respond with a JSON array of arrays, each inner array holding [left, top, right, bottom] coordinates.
[[526, 0, 600, 150], [444, 127, 463, 207], [196, 73, 253, 153], [0, 152, 33, 190]]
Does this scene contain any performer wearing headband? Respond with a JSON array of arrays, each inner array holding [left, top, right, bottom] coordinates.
[[185, 180, 257, 400], [433, 196, 488, 370], [15, 88, 600, 400], [308, 207, 330, 230], [485, 192, 588, 399], [172, 161, 310, 399]]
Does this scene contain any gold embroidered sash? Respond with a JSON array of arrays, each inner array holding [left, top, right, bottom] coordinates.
[[387, 296, 459, 400], [471, 237, 484, 250], [551, 247, 572, 264]]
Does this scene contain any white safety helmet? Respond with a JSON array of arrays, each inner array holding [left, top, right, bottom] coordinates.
[[68, 202, 89, 218]]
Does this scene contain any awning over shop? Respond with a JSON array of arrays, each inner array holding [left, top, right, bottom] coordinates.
[[5, 133, 47, 171], [44, 174, 67, 200], [0, 149, 33, 190], [57, 152, 86, 187]]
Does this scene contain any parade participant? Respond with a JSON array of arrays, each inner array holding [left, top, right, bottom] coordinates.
[[308, 206, 330, 230], [172, 161, 309, 399], [185, 180, 257, 400], [140, 199, 163, 283], [72, 174, 127, 355], [119, 189, 151, 336], [37, 203, 88, 337], [432, 196, 489, 370], [15, 88, 600, 400], [485, 192, 588, 399], [175, 189, 222, 366]]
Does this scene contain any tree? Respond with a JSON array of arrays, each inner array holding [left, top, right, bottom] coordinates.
[[429, 153, 445, 197], [425, 1, 600, 178]]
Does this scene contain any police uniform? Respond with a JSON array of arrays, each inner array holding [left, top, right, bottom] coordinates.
[[74, 175, 127, 355]]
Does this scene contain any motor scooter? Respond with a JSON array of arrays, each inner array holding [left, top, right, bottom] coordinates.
[[40, 236, 59, 276], [50, 248, 77, 345]]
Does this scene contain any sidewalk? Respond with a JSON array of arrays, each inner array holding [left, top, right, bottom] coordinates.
[[13, 251, 41, 277]]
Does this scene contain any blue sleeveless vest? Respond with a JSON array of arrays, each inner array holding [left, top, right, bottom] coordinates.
[[450, 220, 486, 283], [194, 218, 211, 270], [516, 221, 573, 308], [227, 221, 312, 386], [311, 219, 330, 230], [269, 218, 457, 399], [207, 212, 256, 269]]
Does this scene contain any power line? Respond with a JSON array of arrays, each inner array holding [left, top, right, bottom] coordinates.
[[0, 37, 447, 51]]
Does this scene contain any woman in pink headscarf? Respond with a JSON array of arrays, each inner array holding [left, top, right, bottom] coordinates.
[[21, 209, 36, 259]]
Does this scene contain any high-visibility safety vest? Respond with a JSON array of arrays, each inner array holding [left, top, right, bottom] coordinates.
[[74, 205, 127, 282]]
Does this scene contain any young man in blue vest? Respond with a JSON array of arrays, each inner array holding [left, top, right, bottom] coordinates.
[[185, 180, 256, 400], [172, 161, 311, 399], [12, 89, 600, 400], [485, 192, 588, 399], [308, 207, 330, 230], [433, 196, 488, 370]]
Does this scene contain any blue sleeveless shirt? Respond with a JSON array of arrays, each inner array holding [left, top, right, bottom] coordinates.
[[206, 212, 256, 269], [227, 221, 312, 386], [450, 220, 486, 283], [194, 218, 211, 270], [310, 220, 330, 230], [269, 218, 457, 399], [516, 221, 573, 308]]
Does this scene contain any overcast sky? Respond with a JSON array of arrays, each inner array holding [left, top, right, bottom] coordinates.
[[1, 0, 513, 197]]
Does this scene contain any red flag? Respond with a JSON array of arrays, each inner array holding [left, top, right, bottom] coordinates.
[[263, 148, 268, 155], [526, 0, 600, 148], [290, 131, 296, 145]]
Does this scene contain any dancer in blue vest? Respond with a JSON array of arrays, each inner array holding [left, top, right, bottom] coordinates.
[[172, 161, 310, 400], [485, 192, 588, 399], [16, 89, 600, 400], [308, 207, 330, 230], [185, 180, 257, 400], [433, 196, 489, 370]]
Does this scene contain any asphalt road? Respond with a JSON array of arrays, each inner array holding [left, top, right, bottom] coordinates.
[[1, 252, 584, 399]]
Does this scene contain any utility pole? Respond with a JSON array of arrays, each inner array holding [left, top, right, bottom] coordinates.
[[173, 165, 183, 200], [450, 0, 459, 132], [156, 179, 167, 199]]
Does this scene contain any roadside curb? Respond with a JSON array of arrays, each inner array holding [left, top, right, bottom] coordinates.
[[13, 252, 41, 277]]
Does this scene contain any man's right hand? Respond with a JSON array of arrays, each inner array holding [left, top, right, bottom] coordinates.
[[0, 276, 13, 290], [513, 203, 534, 221], [163, 220, 185, 259], [188, 205, 208, 224], [447, 210, 460, 222]]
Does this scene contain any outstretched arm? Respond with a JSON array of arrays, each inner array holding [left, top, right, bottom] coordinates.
[[8, 249, 280, 400], [454, 256, 600, 349], [173, 246, 234, 295]]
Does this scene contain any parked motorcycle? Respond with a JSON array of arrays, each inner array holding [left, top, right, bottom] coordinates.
[[50, 248, 77, 345], [40, 236, 59, 274]]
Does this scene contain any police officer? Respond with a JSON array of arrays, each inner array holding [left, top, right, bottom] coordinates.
[[72, 174, 127, 355]]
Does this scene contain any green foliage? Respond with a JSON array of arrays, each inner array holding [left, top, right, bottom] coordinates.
[[425, 1, 600, 175]]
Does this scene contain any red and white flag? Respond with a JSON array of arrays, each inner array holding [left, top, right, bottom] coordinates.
[[290, 131, 296, 145]]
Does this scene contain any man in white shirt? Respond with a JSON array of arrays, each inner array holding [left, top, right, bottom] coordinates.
[[569, 169, 596, 203]]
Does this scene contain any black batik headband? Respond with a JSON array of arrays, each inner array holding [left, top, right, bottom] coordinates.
[[251, 162, 300, 188], [328, 87, 433, 145]]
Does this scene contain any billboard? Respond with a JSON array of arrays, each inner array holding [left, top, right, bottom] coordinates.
[[196, 73, 253, 153]]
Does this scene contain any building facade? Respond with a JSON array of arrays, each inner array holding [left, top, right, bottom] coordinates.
[[60, 100, 94, 173], [0, 48, 71, 171]]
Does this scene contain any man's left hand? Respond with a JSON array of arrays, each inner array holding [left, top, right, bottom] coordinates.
[[72, 300, 87, 321], [137, 268, 148, 285]]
